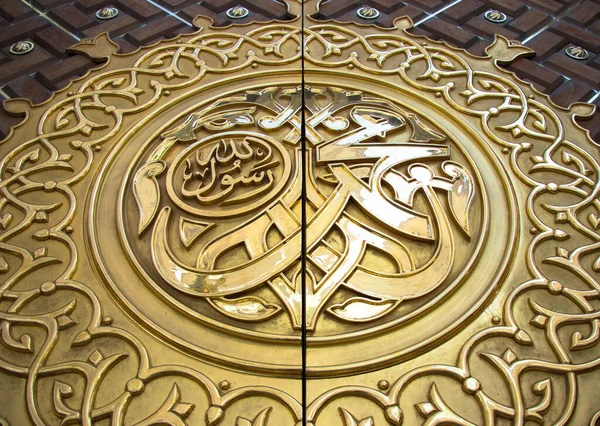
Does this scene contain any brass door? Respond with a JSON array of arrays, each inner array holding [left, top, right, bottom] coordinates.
[[1, 1, 600, 424]]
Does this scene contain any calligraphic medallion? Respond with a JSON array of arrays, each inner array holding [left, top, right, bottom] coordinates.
[[2, 0, 600, 424], [92, 81, 514, 373]]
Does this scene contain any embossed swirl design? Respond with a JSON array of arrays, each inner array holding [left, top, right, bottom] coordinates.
[[0, 20, 599, 425], [114, 84, 492, 347]]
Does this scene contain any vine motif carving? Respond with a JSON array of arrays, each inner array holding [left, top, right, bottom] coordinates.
[[0, 11, 599, 425]]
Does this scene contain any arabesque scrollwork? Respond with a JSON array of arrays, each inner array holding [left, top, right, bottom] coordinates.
[[0, 9, 599, 424]]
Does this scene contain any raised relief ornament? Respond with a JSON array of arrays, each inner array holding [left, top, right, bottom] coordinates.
[[1, 1, 600, 425]]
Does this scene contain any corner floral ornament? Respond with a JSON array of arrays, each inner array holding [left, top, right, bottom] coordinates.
[[1, 0, 599, 424]]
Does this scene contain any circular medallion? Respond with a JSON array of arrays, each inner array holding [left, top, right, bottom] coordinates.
[[165, 133, 291, 218], [3, 11, 600, 424], [3, 13, 600, 424], [90, 75, 516, 376]]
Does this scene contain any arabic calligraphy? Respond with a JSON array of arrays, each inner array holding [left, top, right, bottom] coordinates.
[[125, 85, 487, 336], [2, 14, 598, 423], [2, 10, 600, 424], [171, 135, 285, 216]]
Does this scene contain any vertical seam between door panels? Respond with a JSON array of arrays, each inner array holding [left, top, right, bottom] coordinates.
[[301, 1, 308, 425]]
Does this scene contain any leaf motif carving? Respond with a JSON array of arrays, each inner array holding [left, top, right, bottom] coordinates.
[[443, 162, 475, 236], [328, 298, 398, 322], [135, 384, 194, 426], [209, 296, 281, 322], [236, 407, 272, 426], [133, 161, 166, 235], [0, 16, 599, 426], [339, 408, 375, 426]]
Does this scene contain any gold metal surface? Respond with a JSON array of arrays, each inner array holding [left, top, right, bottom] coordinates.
[[1, 0, 600, 424]]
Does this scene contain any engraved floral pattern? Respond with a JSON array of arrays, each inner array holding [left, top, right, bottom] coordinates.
[[0, 10, 599, 425]]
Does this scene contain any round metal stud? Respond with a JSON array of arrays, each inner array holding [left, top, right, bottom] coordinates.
[[565, 45, 589, 60], [96, 6, 119, 20], [357, 6, 379, 19], [9, 40, 35, 55], [377, 380, 390, 390], [226, 6, 249, 19], [484, 9, 507, 23]]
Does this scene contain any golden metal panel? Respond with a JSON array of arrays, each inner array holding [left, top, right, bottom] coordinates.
[[1, 0, 600, 424], [0, 11, 304, 426]]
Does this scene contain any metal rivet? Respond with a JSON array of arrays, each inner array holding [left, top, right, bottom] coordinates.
[[565, 45, 589, 60], [357, 6, 379, 19], [9, 40, 35, 55], [377, 380, 390, 390], [484, 9, 507, 23], [96, 6, 119, 20], [226, 6, 249, 19]]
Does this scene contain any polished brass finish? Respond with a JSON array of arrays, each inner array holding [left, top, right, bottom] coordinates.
[[9, 40, 35, 55], [565, 45, 589, 60], [357, 7, 379, 19], [1, 0, 600, 424], [226, 6, 250, 19], [95, 6, 119, 20], [484, 9, 507, 23]]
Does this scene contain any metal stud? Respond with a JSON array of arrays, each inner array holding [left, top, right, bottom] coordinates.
[[96, 6, 119, 20], [565, 45, 589, 60], [226, 6, 249, 19], [484, 9, 507, 23], [9, 40, 35, 55], [357, 6, 379, 19]]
